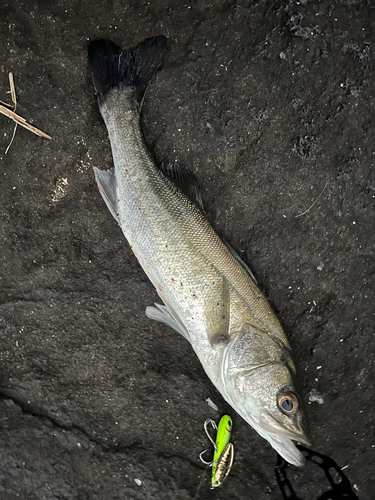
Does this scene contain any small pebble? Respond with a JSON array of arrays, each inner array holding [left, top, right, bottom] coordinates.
[[206, 397, 219, 411], [308, 389, 324, 404]]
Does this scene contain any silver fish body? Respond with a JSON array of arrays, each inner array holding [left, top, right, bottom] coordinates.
[[88, 37, 311, 466]]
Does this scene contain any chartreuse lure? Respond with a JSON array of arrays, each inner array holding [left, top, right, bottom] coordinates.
[[211, 415, 234, 488], [198, 415, 234, 488]]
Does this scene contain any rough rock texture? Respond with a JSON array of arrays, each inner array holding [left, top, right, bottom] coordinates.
[[0, 0, 374, 499]]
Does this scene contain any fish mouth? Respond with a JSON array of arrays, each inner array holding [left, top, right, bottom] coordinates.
[[258, 411, 311, 467]]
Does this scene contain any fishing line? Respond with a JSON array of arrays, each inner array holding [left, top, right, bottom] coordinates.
[[295, 180, 328, 218], [193, 466, 210, 500]]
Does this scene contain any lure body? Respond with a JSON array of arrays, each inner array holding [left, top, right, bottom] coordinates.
[[211, 415, 233, 486]]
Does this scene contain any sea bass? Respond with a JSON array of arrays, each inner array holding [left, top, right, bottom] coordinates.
[[88, 36, 311, 466]]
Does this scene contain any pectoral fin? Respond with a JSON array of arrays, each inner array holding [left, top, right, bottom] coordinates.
[[146, 302, 191, 343], [205, 277, 230, 346]]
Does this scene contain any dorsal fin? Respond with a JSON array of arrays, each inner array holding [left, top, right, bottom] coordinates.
[[160, 162, 205, 213], [224, 240, 258, 284]]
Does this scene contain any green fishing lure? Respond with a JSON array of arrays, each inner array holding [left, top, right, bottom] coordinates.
[[211, 415, 234, 488], [200, 415, 234, 488]]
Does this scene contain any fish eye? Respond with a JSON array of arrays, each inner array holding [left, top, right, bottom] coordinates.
[[277, 392, 299, 415]]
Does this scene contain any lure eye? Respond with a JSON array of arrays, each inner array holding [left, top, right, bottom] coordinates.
[[277, 392, 299, 415], [228, 420, 232, 426]]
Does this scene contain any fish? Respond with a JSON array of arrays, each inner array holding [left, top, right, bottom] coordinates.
[[88, 36, 311, 467]]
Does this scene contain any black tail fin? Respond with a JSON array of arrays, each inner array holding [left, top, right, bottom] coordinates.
[[88, 36, 167, 103]]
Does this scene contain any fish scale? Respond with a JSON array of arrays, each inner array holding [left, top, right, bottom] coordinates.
[[105, 91, 282, 344]]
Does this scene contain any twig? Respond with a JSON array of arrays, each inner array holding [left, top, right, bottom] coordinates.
[[0, 99, 13, 107], [5, 72, 18, 153], [5, 124, 18, 154], [2, 72, 51, 152], [0, 104, 52, 139], [295, 181, 328, 218], [9, 72, 16, 110]]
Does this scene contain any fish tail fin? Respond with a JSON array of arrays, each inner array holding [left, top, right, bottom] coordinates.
[[88, 36, 167, 104]]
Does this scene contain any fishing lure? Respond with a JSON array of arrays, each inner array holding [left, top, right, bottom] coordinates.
[[200, 415, 234, 488], [212, 442, 234, 488]]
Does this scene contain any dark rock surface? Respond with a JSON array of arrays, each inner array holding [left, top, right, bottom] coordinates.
[[1, 0, 374, 498]]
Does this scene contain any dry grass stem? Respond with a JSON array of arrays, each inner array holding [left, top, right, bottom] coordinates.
[[2, 72, 51, 152], [0, 104, 52, 139], [5, 72, 18, 153], [9, 72, 17, 110], [0, 99, 13, 107], [5, 124, 18, 154]]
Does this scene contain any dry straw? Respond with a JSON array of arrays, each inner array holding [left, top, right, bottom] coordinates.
[[1, 72, 51, 153]]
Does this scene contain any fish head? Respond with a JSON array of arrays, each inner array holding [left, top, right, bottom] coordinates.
[[220, 325, 311, 466]]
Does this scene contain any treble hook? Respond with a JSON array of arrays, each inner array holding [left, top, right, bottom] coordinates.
[[199, 419, 218, 465], [204, 419, 218, 450]]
